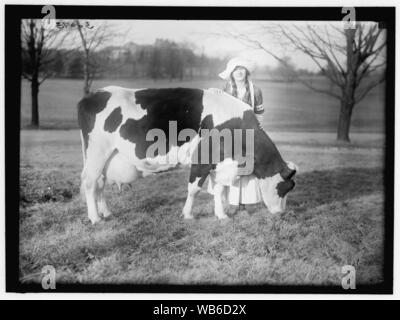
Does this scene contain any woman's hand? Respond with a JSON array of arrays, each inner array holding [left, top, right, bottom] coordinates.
[[256, 114, 264, 127], [208, 88, 224, 95]]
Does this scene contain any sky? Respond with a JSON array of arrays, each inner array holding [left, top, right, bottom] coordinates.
[[105, 20, 322, 71]]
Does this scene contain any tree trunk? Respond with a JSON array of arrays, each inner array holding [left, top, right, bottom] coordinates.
[[336, 28, 357, 143], [83, 62, 90, 96], [31, 75, 39, 128], [337, 79, 356, 142], [337, 99, 354, 142], [83, 51, 90, 96]]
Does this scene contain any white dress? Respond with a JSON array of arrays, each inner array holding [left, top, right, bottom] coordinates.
[[207, 173, 262, 205], [206, 83, 263, 206]]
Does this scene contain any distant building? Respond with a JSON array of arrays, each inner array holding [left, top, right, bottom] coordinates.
[[105, 42, 140, 60]]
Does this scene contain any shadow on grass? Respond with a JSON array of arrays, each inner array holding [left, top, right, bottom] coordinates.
[[289, 166, 383, 213], [131, 166, 384, 221]]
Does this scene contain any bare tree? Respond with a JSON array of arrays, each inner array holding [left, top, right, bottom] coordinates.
[[273, 55, 296, 83], [74, 20, 119, 95], [234, 22, 386, 142], [21, 19, 68, 127]]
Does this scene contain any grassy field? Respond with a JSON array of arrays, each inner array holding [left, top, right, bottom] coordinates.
[[19, 77, 386, 287], [19, 129, 385, 286], [20, 78, 385, 133]]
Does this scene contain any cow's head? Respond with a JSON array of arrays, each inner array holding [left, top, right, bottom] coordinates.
[[258, 161, 298, 214]]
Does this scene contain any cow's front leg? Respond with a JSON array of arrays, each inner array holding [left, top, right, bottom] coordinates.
[[182, 178, 201, 219], [213, 183, 228, 219]]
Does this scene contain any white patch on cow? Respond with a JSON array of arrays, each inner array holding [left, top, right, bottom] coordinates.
[[81, 136, 114, 224], [95, 87, 148, 136], [130, 134, 201, 175], [286, 161, 299, 173], [138, 146, 180, 174], [202, 89, 251, 126], [102, 86, 127, 93], [258, 173, 286, 214], [109, 88, 147, 118], [207, 158, 241, 219], [211, 158, 240, 186]]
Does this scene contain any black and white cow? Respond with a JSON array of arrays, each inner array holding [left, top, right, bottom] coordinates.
[[77, 86, 297, 224]]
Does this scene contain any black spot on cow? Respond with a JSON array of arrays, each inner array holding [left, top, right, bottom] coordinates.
[[206, 110, 287, 178], [104, 107, 123, 133], [188, 114, 218, 183], [119, 88, 204, 159], [241, 110, 289, 179], [280, 167, 296, 180], [77, 90, 111, 151], [276, 179, 295, 198], [189, 163, 215, 185], [200, 114, 214, 130]]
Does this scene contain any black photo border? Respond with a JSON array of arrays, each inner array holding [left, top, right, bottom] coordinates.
[[5, 5, 395, 294]]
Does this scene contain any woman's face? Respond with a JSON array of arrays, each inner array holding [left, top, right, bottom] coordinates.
[[232, 66, 247, 82]]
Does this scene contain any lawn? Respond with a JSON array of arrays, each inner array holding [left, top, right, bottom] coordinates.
[[19, 130, 385, 286]]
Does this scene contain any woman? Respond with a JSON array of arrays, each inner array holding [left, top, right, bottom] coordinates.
[[208, 57, 264, 212], [219, 57, 264, 120]]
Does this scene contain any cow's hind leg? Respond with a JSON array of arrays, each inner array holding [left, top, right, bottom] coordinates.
[[96, 175, 112, 218], [81, 147, 113, 224], [183, 164, 213, 219]]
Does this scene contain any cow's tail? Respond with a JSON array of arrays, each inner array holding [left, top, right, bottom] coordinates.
[[79, 130, 87, 201], [80, 129, 87, 166]]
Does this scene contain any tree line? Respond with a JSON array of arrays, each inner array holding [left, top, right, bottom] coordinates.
[[22, 38, 229, 81], [23, 39, 311, 82]]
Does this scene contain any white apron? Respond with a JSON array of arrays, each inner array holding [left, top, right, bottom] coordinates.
[[207, 174, 263, 205]]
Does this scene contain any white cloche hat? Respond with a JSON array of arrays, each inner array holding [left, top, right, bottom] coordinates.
[[218, 57, 255, 80]]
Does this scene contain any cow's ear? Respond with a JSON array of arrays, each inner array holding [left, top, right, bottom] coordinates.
[[280, 167, 296, 180]]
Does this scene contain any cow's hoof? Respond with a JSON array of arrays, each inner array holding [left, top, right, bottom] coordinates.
[[216, 214, 229, 220], [100, 209, 112, 218], [89, 216, 102, 225], [182, 208, 194, 219]]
